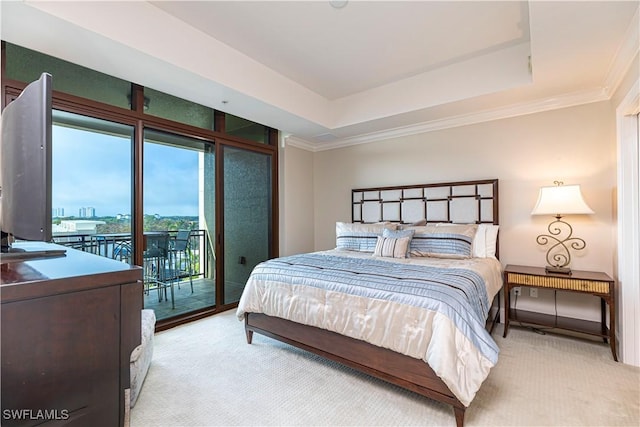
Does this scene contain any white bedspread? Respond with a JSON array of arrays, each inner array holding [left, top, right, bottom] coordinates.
[[236, 249, 503, 406]]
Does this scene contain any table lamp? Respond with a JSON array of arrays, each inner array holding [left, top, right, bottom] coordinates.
[[531, 181, 594, 275]]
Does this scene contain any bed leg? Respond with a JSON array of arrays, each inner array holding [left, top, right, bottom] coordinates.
[[244, 313, 254, 344], [453, 406, 465, 427]]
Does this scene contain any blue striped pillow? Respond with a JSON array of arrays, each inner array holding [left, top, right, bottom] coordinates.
[[404, 224, 478, 259], [336, 222, 397, 252]]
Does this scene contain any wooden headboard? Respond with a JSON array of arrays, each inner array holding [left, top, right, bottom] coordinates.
[[352, 179, 499, 226]]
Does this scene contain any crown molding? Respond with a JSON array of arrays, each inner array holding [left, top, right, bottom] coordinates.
[[285, 136, 319, 151], [296, 87, 608, 152], [604, 6, 640, 97], [604, 8, 640, 97]]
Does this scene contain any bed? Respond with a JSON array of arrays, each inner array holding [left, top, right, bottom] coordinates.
[[236, 179, 501, 427]]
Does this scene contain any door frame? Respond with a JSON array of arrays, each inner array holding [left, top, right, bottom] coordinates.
[[616, 77, 640, 366]]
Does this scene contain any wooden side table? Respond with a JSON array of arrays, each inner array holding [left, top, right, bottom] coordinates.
[[503, 264, 617, 361]]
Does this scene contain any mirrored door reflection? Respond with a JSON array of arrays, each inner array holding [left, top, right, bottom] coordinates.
[[142, 129, 215, 321], [51, 111, 133, 262], [223, 146, 272, 304]]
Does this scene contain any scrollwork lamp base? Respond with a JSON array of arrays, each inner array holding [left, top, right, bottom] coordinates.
[[545, 265, 572, 275], [536, 215, 587, 276]]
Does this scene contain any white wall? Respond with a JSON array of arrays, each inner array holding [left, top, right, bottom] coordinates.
[[279, 144, 315, 257], [304, 101, 617, 321]]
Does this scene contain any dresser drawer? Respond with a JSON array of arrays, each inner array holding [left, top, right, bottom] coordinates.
[[506, 272, 610, 293]]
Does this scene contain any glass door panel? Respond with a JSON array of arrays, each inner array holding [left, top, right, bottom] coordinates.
[[51, 111, 133, 262], [143, 129, 215, 320], [223, 146, 272, 304]]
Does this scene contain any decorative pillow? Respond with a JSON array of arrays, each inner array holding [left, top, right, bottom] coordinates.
[[373, 235, 412, 258], [382, 228, 415, 257], [335, 222, 396, 252], [405, 224, 478, 259], [472, 224, 500, 258]]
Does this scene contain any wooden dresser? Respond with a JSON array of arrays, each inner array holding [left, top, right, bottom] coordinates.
[[1, 242, 142, 427]]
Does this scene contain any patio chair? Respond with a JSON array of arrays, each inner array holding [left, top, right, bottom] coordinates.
[[169, 230, 194, 293], [143, 232, 174, 309], [113, 240, 132, 264]]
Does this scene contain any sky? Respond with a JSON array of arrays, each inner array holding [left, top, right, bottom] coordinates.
[[52, 125, 199, 217]]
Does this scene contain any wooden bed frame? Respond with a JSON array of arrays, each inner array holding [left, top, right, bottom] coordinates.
[[244, 179, 500, 427]]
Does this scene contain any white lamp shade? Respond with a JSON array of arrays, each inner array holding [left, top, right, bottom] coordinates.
[[531, 184, 594, 216]]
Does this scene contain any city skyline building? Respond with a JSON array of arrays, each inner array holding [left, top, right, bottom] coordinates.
[[78, 207, 96, 218]]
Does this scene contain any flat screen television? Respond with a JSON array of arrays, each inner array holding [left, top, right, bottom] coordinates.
[[0, 72, 65, 261]]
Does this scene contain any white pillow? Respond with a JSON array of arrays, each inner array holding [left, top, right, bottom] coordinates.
[[473, 224, 499, 258]]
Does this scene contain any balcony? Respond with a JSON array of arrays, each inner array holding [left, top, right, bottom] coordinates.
[[53, 229, 215, 321]]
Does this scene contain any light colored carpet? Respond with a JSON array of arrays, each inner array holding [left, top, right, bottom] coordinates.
[[131, 310, 639, 427]]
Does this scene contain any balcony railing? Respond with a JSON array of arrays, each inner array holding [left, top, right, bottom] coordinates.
[[53, 229, 212, 280]]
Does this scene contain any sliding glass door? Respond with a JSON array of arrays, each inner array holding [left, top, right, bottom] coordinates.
[[140, 133, 274, 317], [143, 129, 215, 320]]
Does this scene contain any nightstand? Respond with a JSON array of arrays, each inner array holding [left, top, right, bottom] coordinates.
[[503, 264, 617, 361]]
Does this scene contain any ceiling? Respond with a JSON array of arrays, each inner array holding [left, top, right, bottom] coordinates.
[[1, 1, 638, 151]]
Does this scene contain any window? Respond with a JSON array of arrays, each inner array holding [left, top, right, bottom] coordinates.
[[144, 87, 215, 130], [225, 113, 271, 144], [51, 111, 134, 256], [5, 42, 131, 109]]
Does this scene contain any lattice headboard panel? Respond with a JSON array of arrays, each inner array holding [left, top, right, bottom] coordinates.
[[352, 179, 499, 225]]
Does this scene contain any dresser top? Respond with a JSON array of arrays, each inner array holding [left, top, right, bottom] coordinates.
[[1, 242, 141, 302]]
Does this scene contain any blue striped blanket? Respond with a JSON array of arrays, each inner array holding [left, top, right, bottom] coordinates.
[[248, 252, 499, 364]]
